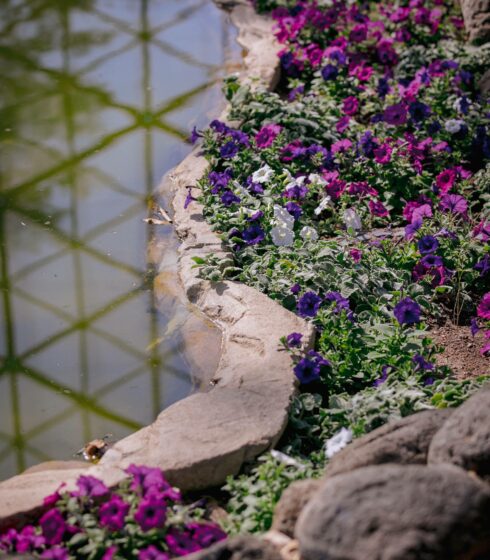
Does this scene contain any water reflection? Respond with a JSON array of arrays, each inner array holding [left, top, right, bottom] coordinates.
[[0, 0, 238, 479]]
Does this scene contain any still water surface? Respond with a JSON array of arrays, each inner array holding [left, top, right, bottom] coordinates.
[[0, 0, 239, 480]]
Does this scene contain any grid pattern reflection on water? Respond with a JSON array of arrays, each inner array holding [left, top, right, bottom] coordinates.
[[0, 0, 237, 479]]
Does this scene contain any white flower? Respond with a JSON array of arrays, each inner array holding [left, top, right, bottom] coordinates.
[[273, 204, 295, 229], [343, 208, 362, 231], [325, 428, 353, 459], [444, 119, 464, 134], [271, 224, 295, 246], [285, 175, 306, 191], [270, 450, 306, 470], [252, 164, 274, 184], [314, 196, 332, 216], [300, 226, 319, 242], [453, 98, 470, 114], [308, 173, 327, 187], [232, 180, 249, 197]]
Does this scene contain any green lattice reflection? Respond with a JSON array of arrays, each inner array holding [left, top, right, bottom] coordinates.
[[0, 0, 237, 480]]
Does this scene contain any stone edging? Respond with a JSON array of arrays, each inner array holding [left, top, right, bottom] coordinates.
[[0, 0, 314, 529]]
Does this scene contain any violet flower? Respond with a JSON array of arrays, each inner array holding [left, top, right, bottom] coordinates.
[[477, 293, 490, 320], [294, 358, 321, 385], [134, 494, 167, 532], [393, 298, 421, 325], [138, 545, 170, 560], [383, 103, 407, 126], [286, 333, 303, 348], [39, 509, 67, 546], [73, 475, 109, 498], [417, 235, 439, 255], [297, 291, 322, 318], [99, 496, 130, 532]]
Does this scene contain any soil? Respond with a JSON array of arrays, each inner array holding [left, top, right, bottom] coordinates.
[[429, 322, 489, 380]]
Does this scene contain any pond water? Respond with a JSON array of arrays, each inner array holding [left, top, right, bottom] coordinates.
[[0, 0, 240, 480]]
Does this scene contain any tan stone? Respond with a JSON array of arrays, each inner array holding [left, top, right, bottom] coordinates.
[[460, 0, 490, 44]]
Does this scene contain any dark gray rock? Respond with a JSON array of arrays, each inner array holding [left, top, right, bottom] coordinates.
[[460, 0, 490, 44], [428, 386, 490, 481], [271, 479, 322, 538], [296, 464, 490, 560], [325, 409, 452, 478], [186, 536, 282, 560]]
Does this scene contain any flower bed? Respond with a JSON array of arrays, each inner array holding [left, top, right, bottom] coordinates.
[[188, 0, 490, 533], [0, 466, 226, 559]]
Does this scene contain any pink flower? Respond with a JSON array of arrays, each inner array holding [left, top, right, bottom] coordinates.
[[477, 293, 490, 320], [343, 96, 359, 116], [350, 248, 362, 263], [336, 116, 350, 133], [473, 221, 490, 241], [350, 64, 373, 82], [102, 546, 119, 560], [435, 169, 457, 194], [368, 200, 389, 218], [40, 510, 66, 546], [99, 496, 130, 532], [332, 139, 352, 154], [373, 144, 392, 164], [134, 494, 167, 531], [255, 124, 282, 149]]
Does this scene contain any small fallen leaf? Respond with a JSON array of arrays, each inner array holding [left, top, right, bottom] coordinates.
[[143, 218, 168, 225]]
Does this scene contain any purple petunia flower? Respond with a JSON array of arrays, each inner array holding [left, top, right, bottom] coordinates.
[[321, 64, 338, 81], [134, 494, 167, 532], [219, 141, 239, 159], [126, 465, 180, 501], [417, 235, 439, 255], [297, 291, 322, 318], [293, 358, 321, 384], [324, 292, 351, 317], [99, 495, 130, 532], [412, 354, 434, 371], [474, 254, 490, 276], [285, 201, 302, 220], [290, 283, 301, 295], [420, 254, 444, 268], [368, 200, 389, 218], [374, 365, 391, 387], [208, 169, 233, 192], [209, 120, 228, 134], [138, 545, 170, 560], [73, 475, 109, 498], [39, 510, 67, 546], [286, 332, 303, 348], [374, 144, 392, 164], [470, 318, 480, 337], [383, 103, 407, 126], [393, 297, 421, 325], [220, 191, 240, 207], [439, 194, 468, 217], [409, 101, 431, 122], [184, 187, 196, 210], [15, 525, 45, 553], [189, 126, 202, 144], [242, 224, 265, 245]]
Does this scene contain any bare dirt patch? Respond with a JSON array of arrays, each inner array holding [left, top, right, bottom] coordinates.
[[429, 322, 489, 380]]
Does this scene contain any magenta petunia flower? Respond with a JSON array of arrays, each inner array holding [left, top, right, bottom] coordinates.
[[255, 124, 282, 149], [102, 546, 118, 560], [99, 496, 130, 532], [343, 96, 359, 116], [15, 525, 45, 553], [373, 144, 392, 164], [73, 475, 109, 499], [166, 528, 201, 556], [134, 494, 167, 532], [435, 169, 457, 194], [368, 200, 389, 218], [40, 546, 69, 560], [477, 293, 490, 320], [39, 509, 67, 546], [187, 523, 227, 549], [350, 248, 362, 263], [138, 545, 170, 560]]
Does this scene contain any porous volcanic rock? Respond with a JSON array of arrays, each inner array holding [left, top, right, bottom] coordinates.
[[460, 0, 490, 44], [295, 464, 490, 560], [186, 536, 282, 560], [325, 409, 453, 478], [271, 479, 322, 538], [428, 385, 490, 481]]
